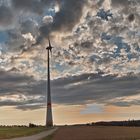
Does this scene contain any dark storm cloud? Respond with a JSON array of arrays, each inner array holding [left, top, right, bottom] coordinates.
[[5, 29, 26, 53], [0, 0, 86, 46], [39, 0, 86, 37], [0, 97, 45, 110], [12, 0, 44, 14], [52, 73, 140, 105], [0, 70, 140, 110], [52, 0, 86, 31], [0, 70, 34, 95], [0, 70, 46, 110], [41, 0, 55, 5], [16, 104, 44, 110], [11, 0, 66, 15], [0, 5, 14, 26], [0, 71, 32, 82], [20, 20, 38, 37], [110, 100, 140, 107]]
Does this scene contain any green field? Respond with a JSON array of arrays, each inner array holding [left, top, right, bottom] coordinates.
[[0, 127, 47, 139]]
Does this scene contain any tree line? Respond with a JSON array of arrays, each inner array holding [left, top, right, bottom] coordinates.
[[91, 120, 140, 127]]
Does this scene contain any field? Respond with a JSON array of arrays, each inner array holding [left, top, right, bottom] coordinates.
[[1, 126, 140, 140], [51, 126, 140, 140], [0, 126, 47, 139]]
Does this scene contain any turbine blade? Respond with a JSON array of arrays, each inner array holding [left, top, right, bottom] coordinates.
[[50, 49, 53, 57], [48, 36, 51, 47]]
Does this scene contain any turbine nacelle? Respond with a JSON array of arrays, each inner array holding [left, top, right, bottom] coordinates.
[[46, 38, 53, 52]]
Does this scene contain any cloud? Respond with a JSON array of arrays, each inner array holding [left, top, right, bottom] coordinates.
[[0, 0, 139, 82], [0, 0, 140, 112], [0, 5, 14, 27], [111, 0, 130, 7], [51, 72, 140, 105], [12, 0, 44, 14], [0, 70, 46, 110], [41, 0, 55, 6], [39, 0, 86, 38], [20, 20, 39, 37], [52, 0, 86, 31], [0, 70, 140, 110]]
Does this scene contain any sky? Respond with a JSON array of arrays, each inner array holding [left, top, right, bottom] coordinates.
[[0, 0, 140, 125]]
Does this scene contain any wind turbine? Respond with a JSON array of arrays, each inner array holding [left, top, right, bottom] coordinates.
[[46, 37, 53, 127]]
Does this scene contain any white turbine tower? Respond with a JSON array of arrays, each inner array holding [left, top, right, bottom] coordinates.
[[46, 38, 53, 127]]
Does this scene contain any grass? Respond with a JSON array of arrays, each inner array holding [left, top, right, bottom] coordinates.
[[0, 126, 47, 139]]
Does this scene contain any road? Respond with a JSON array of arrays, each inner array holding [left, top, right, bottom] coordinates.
[[4, 128, 58, 140]]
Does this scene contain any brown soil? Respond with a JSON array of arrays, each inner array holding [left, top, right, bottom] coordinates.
[[52, 126, 140, 140]]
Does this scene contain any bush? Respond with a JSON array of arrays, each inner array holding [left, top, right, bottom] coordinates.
[[29, 123, 37, 128]]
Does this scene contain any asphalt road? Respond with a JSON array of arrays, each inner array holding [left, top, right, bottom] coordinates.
[[4, 128, 58, 140]]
